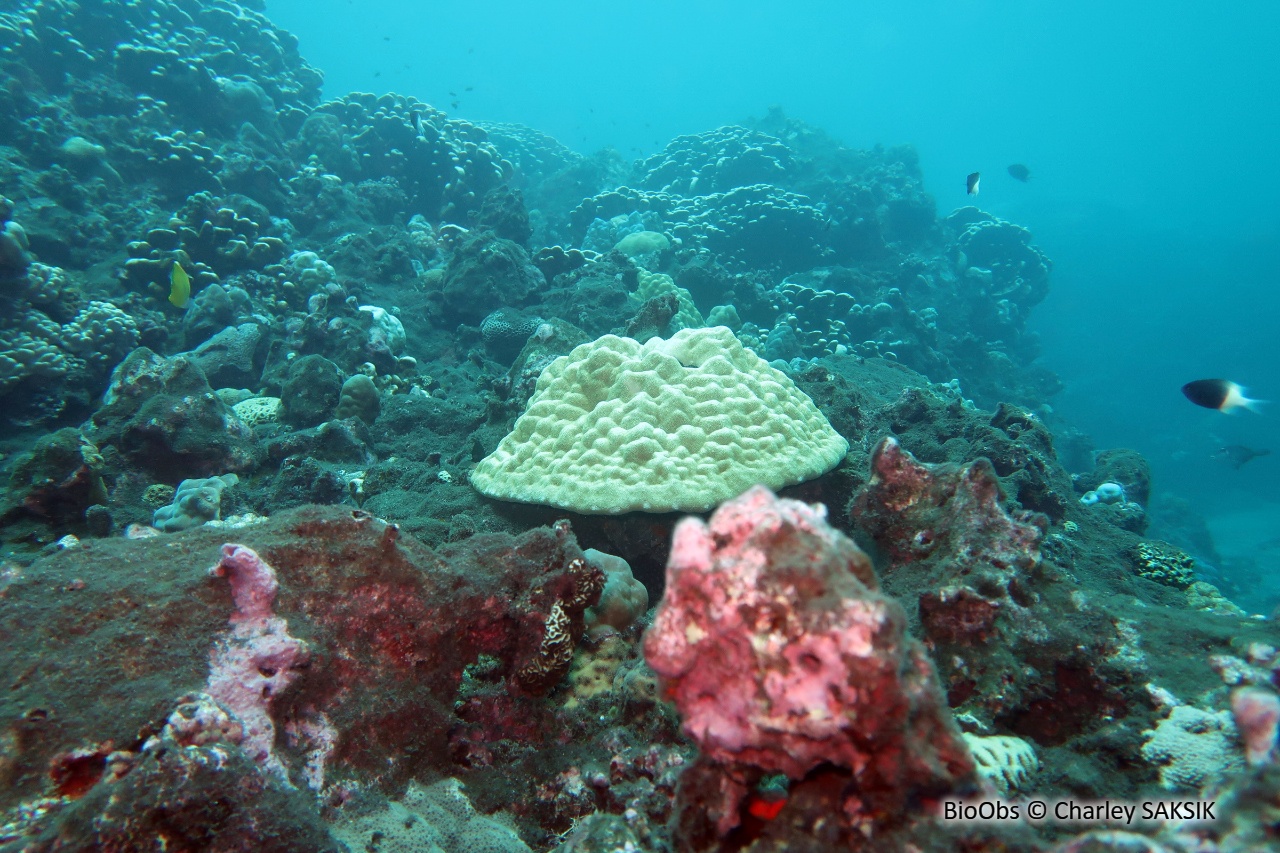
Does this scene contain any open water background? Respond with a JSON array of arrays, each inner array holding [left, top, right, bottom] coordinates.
[[267, 0, 1280, 580]]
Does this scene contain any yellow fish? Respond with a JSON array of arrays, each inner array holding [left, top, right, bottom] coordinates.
[[169, 261, 191, 309]]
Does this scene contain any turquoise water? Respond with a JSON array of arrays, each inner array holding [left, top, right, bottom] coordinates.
[[5, 1, 1280, 844], [268, 0, 1280, 511]]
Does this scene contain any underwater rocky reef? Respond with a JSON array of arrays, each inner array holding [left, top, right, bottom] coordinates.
[[0, 1, 1276, 851]]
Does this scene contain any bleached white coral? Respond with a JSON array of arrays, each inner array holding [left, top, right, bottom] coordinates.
[[1141, 705, 1243, 791], [962, 733, 1039, 794]]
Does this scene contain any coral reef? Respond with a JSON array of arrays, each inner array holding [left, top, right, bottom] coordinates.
[[0, 4, 1271, 849], [1128, 540, 1198, 589], [1141, 705, 1243, 792], [961, 733, 1040, 795], [295, 92, 511, 225]]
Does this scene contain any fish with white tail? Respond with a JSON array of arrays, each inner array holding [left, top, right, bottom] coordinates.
[[1181, 379, 1264, 413]]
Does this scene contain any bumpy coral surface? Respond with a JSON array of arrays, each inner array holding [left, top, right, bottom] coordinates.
[[471, 327, 848, 513], [1128, 540, 1198, 589], [961, 732, 1039, 795], [1141, 705, 1244, 792]]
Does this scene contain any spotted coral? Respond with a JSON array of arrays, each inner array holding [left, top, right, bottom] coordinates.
[[1128, 541, 1197, 589]]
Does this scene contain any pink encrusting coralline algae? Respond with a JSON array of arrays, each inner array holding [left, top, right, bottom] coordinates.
[[211, 542, 281, 625], [1232, 686, 1280, 766], [644, 485, 974, 838], [206, 544, 309, 780]]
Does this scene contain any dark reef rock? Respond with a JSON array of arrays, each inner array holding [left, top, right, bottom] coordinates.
[[471, 185, 534, 246], [440, 232, 546, 324], [27, 738, 339, 852], [267, 452, 352, 507], [187, 321, 267, 389], [0, 507, 666, 850], [279, 353, 344, 429], [1081, 447, 1153, 507], [3, 427, 108, 529], [535, 257, 634, 337], [181, 282, 253, 347], [87, 347, 260, 480]]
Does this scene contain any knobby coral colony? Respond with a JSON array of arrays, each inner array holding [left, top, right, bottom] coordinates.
[[0, 2, 1273, 851]]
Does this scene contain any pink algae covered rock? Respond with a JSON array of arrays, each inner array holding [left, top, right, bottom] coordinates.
[[210, 543, 279, 625], [644, 485, 973, 795], [1232, 686, 1280, 766], [853, 436, 1045, 575], [206, 544, 308, 778], [852, 437, 1047, 653]]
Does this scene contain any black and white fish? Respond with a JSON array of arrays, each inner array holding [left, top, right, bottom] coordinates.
[[1007, 164, 1031, 182], [966, 172, 981, 195], [1181, 379, 1264, 413]]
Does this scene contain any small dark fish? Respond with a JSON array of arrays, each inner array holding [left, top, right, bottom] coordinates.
[[373, 71, 381, 78], [1008, 164, 1031, 182], [383, 36, 391, 41], [451, 100, 460, 110], [465, 86, 474, 92], [966, 172, 980, 195], [1218, 445, 1271, 469], [449, 91, 458, 97], [1182, 378, 1264, 413]]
